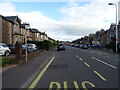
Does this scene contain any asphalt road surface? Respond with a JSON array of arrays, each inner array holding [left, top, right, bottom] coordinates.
[[2, 46, 119, 89]]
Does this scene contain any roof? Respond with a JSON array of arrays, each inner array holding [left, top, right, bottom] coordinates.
[[4, 16, 21, 24], [20, 24, 25, 28], [48, 37, 55, 41], [99, 30, 108, 37], [21, 23, 30, 29], [41, 32, 45, 35], [0, 14, 14, 24], [30, 28, 40, 33]]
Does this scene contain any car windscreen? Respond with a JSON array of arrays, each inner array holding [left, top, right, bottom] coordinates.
[[1, 44, 8, 48]]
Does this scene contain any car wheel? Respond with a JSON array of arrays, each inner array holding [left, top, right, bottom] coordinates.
[[4, 51, 10, 56]]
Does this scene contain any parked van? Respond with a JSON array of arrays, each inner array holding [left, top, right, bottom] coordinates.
[[0, 43, 11, 56]]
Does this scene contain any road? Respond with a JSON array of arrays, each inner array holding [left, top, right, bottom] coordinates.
[[2, 46, 119, 89]]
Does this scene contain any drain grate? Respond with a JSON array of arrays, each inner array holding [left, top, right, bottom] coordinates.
[[48, 64, 68, 69]]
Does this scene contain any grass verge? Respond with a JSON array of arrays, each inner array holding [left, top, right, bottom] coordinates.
[[0, 57, 14, 67]]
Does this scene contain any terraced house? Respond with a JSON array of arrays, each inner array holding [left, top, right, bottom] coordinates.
[[0, 15, 53, 45], [5, 16, 22, 44], [0, 15, 14, 44]]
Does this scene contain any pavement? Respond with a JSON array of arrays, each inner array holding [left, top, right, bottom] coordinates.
[[2, 46, 120, 89]]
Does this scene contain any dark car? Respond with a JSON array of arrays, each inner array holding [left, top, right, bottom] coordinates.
[[91, 44, 102, 48], [7, 44, 32, 54], [7, 44, 16, 54], [57, 44, 65, 51]]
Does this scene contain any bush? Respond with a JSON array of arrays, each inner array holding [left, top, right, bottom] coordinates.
[[2, 57, 14, 67]]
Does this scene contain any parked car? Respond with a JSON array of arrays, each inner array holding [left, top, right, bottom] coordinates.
[[91, 44, 102, 48], [22, 45, 27, 54], [70, 44, 74, 47], [80, 44, 88, 49], [57, 44, 65, 51], [22, 45, 34, 54], [7, 44, 16, 54], [7, 44, 33, 54], [74, 44, 80, 48], [87, 44, 91, 48], [27, 44, 37, 51], [0, 43, 11, 56]]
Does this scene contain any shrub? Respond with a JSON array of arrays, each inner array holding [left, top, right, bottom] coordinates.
[[2, 57, 14, 67]]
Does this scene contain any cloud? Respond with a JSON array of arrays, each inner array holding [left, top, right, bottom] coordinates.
[[0, 0, 119, 41], [0, 3, 16, 15]]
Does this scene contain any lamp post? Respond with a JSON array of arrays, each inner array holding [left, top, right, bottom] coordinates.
[[25, 34, 27, 62], [108, 3, 118, 52]]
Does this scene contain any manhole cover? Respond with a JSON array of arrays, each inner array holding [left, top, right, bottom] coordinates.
[[48, 64, 68, 69]]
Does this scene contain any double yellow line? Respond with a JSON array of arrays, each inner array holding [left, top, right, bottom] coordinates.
[[29, 57, 55, 88]]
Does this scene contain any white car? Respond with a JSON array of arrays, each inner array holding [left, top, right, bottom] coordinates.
[[27, 44, 37, 51], [0, 43, 11, 56]]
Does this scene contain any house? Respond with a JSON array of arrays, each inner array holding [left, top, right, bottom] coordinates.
[[92, 29, 105, 44], [30, 28, 41, 41], [99, 30, 108, 46], [88, 33, 94, 45], [5, 16, 22, 44], [48, 37, 56, 43], [117, 20, 120, 43], [0, 15, 54, 45], [99, 23, 118, 46], [20, 24, 26, 44], [42, 33, 48, 41], [0, 15, 14, 44], [21, 23, 32, 42], [106, 23, 116, 44]]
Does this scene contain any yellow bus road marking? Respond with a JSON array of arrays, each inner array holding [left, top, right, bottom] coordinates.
[[63, 81, 68, 90], [73, 81, 80, 90], [49, 82, 61, 90], [79, 58, 83, 61], [94, 71, 107, 81], [82, 81, 95, 90], [29, 57, 55, 89], [84, 62, 90, 68]]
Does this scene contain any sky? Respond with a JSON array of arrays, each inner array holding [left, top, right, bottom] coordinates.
[[0, 0, 119, 41]]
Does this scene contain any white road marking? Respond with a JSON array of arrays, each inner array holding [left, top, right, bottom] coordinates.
[[92, 57, 117, 69]]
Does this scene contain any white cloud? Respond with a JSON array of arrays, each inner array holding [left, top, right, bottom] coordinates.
[[0, 0, 119, 41], [0, 3, 16, 15]]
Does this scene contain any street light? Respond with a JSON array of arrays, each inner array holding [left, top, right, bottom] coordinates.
[[108, 3, 118, 52], [25, 34, 28, 63]]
